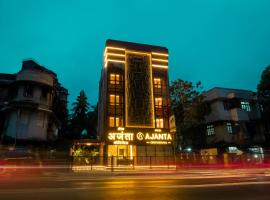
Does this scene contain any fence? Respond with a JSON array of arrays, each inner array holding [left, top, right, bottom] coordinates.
[[1, 153, 270, 172]]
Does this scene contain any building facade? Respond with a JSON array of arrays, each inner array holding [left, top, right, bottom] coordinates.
[[203, 87, 266, 152], [98, 40, 174, 159], [0, 60, 68, 143]]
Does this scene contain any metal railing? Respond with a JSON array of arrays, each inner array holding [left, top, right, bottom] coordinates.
[[1, 153, 270, 172]]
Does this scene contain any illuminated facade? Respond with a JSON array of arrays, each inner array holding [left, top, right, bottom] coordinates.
[[98, 39, 174, 159]]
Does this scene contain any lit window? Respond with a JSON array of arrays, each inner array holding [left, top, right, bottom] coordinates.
[[227, 122, 233, 134], [241, 101, 251, 112], [109, 117, 120, 127], [109, 117, 114, 127], [154, 78, 161, 88], [156, 118, 164, 128], [115, 117, 119, 127], [110, 74, 120, 84], [109, 95, 120, 105], [207, 125, 215, 136], [155, 97, 162, 108]]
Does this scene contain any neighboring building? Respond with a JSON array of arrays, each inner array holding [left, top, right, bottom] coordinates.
[[0, 60, 68, 143], [97, 39, 174, 159], [203, 87, 266, 151]]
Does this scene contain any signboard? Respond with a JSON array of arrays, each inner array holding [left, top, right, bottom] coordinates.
[[107, 129, 173, 145]]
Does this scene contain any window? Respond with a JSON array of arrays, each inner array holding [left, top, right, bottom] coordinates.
[[23, 85, 34, 97], [109, 117, 119, 127], [119, 149, 125, 156], [154, 78, 162, 88], [227, 122, 233, 134], [155, 97, 162, 108], [109, 94, 120, 105], [207, 125, 215, 136], [110, 74, 120, 85], [241, 101, 251, 112], [41, 88, 48, 101], [156, 118, 164, 128], [260, 104, 264, 112]]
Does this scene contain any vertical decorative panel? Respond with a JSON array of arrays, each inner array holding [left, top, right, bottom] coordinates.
[[125, 53, 154, 127]]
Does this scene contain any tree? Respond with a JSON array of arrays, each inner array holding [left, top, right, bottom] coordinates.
[[170, 79, 210, 149], [257, 65, 270, 143], [69, 90, 90, 139], [86, 104, 98, 139]]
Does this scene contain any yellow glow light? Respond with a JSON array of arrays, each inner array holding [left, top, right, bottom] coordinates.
[[106, 53, 125, 57], [125, 51, 155, 128], [152, 52, 168, 57], [113, 141, 128, 145], [106, 46, 125, 51], [126, 50, 149, 55], [152, 64, 168, 69], [117, 127, 125, 131], [107, 59, 126, 63], [152, 58, 168, 62]]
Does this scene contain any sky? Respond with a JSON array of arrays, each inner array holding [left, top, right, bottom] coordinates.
[[0, 0, 270, 107]]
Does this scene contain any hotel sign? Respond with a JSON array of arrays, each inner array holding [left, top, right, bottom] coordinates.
[[107, 131, 173, 145]]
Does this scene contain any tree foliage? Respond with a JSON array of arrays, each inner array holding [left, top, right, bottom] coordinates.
[[257, 65, 270, 129], [170, 79, 210, 149], [68, 90, 97, 139]]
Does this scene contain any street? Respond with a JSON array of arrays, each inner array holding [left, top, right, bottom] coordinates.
[[0, 168, 270, 200]]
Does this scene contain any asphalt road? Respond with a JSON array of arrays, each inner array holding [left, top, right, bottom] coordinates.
[[1, 169, 270, 200]]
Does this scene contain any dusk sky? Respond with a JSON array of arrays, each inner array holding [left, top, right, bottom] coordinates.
[[0, 0, 270, 106]]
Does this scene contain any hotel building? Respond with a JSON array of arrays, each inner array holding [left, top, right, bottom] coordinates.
[[97, 39, 174, 159]]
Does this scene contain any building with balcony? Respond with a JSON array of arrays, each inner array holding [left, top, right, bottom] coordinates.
[[203, 87, 266, 151], [0, 60, 68, 143], [97, 39, 174, 159]]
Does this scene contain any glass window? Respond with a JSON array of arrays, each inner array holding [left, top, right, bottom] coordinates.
[[241, 101, 251, 112], [227, 122, 233, 134], [109, 94, 120, 105], [110, 74, 120, 85], [119, 149, 125, 156], [115, 117, 119, 127], [156, 118, 164, 128], [109, 117, 114, 127], [23, 85, 34, 97], [207, 125, 215, 136], [109, 116, 120, 127], [41, 88, 48, 101], [154, 78, 162, 88], [155, 97, 162, 108]]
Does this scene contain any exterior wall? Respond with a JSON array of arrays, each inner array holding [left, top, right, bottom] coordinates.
[[203, 87, 266, 148], [0, 60, 67, 142], [205, 101, 231, 123], [16, 69, 54, 87], [98, 40, 173, 158], [14, 85, 52, 108], [4, 110, 48, 140]]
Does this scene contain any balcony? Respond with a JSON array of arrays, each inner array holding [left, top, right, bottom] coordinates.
[[230, 108, 249, 121], [16, 70, 54, 87]]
